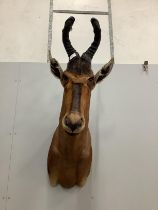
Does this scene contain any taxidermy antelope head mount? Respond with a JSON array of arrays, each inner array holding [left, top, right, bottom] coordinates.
[[48, 16, 114, 188]]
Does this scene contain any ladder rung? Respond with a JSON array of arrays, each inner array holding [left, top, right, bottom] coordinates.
[[53, 9, 109, 15]]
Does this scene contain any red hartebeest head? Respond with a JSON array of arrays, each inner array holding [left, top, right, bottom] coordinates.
[[48, 16, 114, 188], [49, 16, 114, 135]]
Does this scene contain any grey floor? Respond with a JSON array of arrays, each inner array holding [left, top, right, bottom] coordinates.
[[0, 63, 158, 210]]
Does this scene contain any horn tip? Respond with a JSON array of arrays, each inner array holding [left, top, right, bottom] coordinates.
[[63, 16, 75, 31], [91, 18, 101, 31], [91, 17, 99, 24], [66, 16, 75, 25], [69, 16, 75, 21], [91, 17, 97, 22]]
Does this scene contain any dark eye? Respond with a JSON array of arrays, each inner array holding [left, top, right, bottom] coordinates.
[[62, 74, 69, 85], [87, 76, 95, 89], [88, 76, 94, 82]]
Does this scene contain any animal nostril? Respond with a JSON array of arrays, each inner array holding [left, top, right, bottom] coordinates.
[[64, 116, 83, 132], [65, 116, 71, 126], [76, 119, 82, 127]]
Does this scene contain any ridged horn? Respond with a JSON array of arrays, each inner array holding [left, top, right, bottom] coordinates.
[[62, 16, 78, 59], [81, 18, 101, 62]]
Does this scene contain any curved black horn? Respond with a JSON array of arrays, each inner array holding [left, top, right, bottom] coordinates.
[[62, 16, 78, 58], [81, 18, 101, 62]]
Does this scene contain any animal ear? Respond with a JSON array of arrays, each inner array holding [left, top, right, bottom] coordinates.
[[49, 50, 63, 79], [94, 58, 114, 84]]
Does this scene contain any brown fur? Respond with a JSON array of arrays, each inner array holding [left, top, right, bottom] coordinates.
[[47, 16, 114, 188], [47, 72, 93, 188]]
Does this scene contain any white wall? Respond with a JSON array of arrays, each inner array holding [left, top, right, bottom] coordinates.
[[0, 0, 157, 63], [112, 0, 158, 63], [0, 64, 158, 210], [0, 0, 49, 62]]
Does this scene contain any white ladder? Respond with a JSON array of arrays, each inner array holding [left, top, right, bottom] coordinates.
[[47, 0, 114, 62]]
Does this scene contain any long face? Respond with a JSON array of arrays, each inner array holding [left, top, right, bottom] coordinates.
[[49, 57, 114, 134], [60, 71, 95, 134], [49, 16, 114, 134]]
